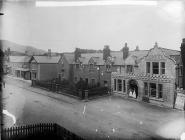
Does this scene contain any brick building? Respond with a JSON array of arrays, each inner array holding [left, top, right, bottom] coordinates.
[[30, 50, 61, 81], [7, 56, 31, 80], [72, 44, 148, 89], [58, 53, 74, 81], [111, 42, 181, 108]]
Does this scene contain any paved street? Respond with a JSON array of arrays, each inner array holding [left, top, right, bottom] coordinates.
[[2, 76, 185, 139]]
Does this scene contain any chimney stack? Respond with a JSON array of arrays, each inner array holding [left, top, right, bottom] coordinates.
[[103, 45, 111, 61], [122, 42, 129, 60], [48, 49, 51, 57], [180, 38, 185, 89]]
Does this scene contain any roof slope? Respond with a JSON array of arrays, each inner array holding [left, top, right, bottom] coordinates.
[[9, 56, 31, 63], [63, 53, 74, 64], [33, 56, 61, 64]]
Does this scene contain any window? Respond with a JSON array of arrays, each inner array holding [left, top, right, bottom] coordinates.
[[85, 78, 88, 84], [127, 65, 133, 73], [144, 82, 148, 96], [152, 62, 159, 74], [76, 64, 80, 69], [158, 84, 163, 99], [114, 79, 117, 91], [146, 62, 150, 74], [117, 79, 122, 91], [89, 64, 94, 70], [150, 83, 156, 97], [180, 66, 183, 76], [123, 80, 126, 92], [104, 81, 108, 87], [161, 62, 165, 74], [106, 65, 111, 71], [91, 79, 95, 86]]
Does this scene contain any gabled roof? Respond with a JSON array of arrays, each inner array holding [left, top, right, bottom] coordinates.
[[63, 53, 74, 64], [9, 56, 31, 63], [32, 56, 61, 64]]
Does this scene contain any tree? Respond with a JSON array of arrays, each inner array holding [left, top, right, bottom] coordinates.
[[103, 45, 111, 61]]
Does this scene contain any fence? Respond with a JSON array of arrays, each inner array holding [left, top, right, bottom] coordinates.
[[33, 80, 110, 99], [1, 123, 85, 140], [88, 87, 109, 98]]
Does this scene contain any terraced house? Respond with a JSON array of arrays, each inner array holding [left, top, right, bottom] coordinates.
[[111, 42, 182, 108], [72, 44, 148, 89]]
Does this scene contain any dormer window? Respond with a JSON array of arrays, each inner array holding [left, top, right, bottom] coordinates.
[[89, 63, 94, 69], [127, 65, 133, 73], [76, 64, 80, 69], [106, 65, 111, 72]]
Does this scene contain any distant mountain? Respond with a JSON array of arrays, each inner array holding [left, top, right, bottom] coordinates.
[[0, 40, 46, 56]]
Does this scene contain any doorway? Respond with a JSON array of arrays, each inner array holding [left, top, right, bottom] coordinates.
[[128, 79, 138, 98]]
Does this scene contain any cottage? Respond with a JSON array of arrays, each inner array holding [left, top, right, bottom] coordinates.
[[111, 42, 181, 108], [30, 50, 61, 81], [7, 56, 31, 80]]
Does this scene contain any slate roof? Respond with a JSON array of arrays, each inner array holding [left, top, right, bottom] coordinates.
[[9, 56, 31, 63], [67, 47, 181, 66], [91, 56, 105, 65], [63, 53, 74, 64], [33, 56, 61, 64], [160, 48, 180, 56]]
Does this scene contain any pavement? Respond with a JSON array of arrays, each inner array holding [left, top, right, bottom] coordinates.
[[2, 75, 185, 140]]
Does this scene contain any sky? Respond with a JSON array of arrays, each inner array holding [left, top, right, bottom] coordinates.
[[0, 0, 185, 53]]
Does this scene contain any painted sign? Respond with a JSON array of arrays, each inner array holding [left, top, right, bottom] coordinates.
[[175, 92, 185, 110]]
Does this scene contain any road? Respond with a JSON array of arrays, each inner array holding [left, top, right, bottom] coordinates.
[[2, 76, 185, 139]]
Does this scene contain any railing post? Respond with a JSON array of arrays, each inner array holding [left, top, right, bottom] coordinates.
[[84, 90, 88, 101]]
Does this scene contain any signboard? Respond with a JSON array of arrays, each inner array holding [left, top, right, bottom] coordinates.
[[175, 92, 185, 110]]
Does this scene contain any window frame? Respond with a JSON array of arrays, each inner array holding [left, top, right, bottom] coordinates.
[[160, 62, 165, 74], [117, 79, 122, 92], [152, 62, 159, 74], [146, 62, 150, 74]]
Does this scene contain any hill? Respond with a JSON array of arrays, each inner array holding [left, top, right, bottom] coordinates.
[[0, 40, 46, 55]]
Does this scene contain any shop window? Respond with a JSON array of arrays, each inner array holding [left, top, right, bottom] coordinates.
[[123, 80, 126, 92], [146, 62, 150, 74], [150, 83, 156, 97], [117, 79, 122, 91], [158, 84, 163, 99], [144, 82, 148, 96], [152, 62, 159, 74], [161, 62, 165, 74], [114, 79, 117, 91]]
